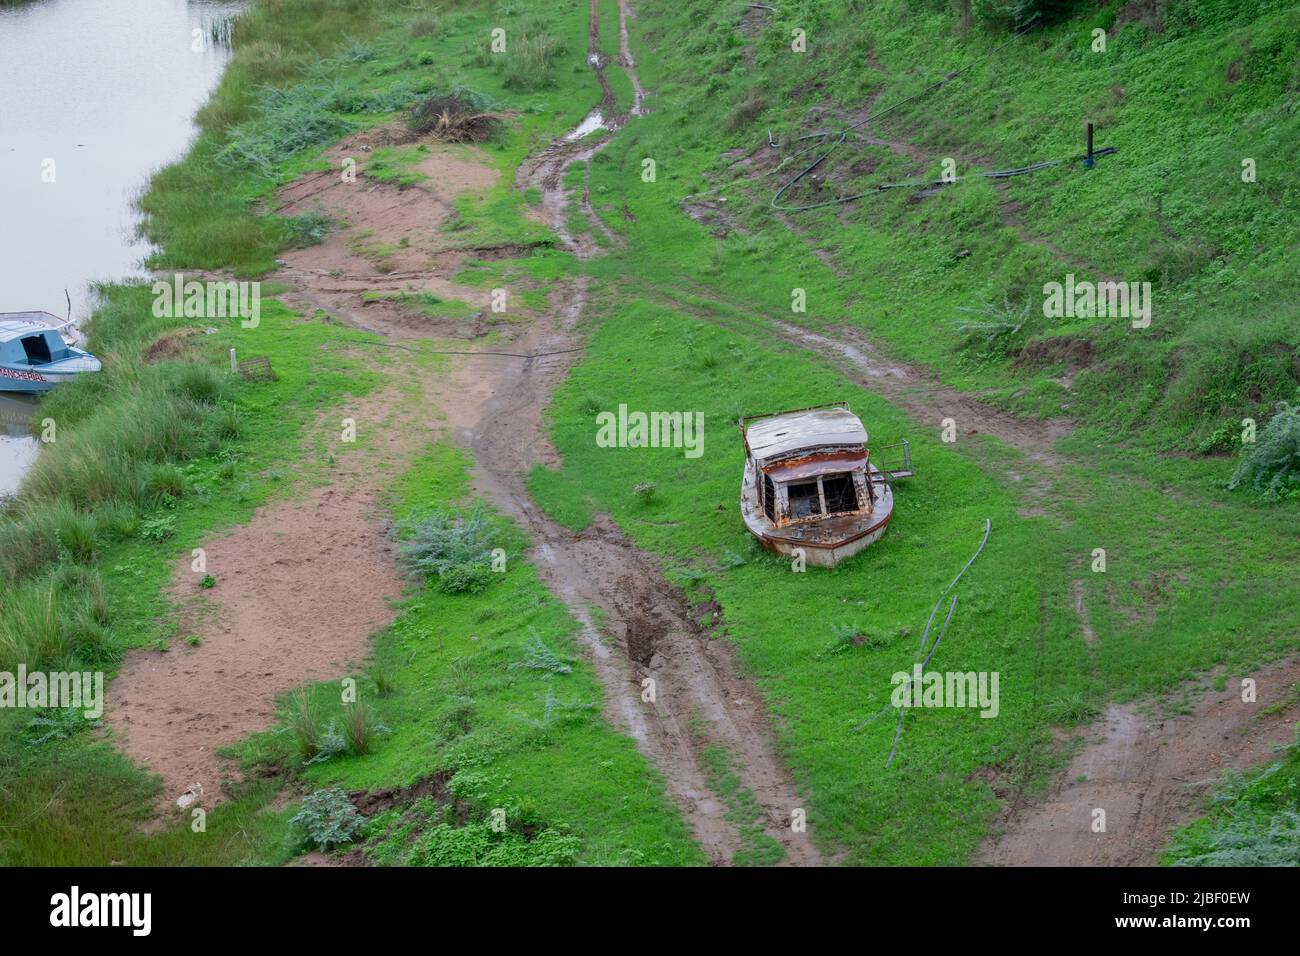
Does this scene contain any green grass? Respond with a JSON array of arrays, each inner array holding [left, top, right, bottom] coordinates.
[[365, 144, 431, 187], [603, 0, 1299, 454], [525, 463, 594, 531]]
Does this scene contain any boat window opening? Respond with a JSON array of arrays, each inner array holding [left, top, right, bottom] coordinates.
[[823, 472, 858, 513], [20, 335, 52, 365], [762, 472, 776, 522], [787, 481, 822, 520]]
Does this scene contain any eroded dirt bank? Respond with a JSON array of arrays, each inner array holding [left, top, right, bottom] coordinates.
[[979, 657, 1300, 866]]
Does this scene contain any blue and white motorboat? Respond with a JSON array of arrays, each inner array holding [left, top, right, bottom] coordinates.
[[0, 312, 102, 393]]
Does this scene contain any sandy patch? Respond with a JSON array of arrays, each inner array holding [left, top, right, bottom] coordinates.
[[105, 384, 438, 810]]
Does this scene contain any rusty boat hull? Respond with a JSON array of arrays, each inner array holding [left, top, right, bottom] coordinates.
[[740, 457, 894, 568]]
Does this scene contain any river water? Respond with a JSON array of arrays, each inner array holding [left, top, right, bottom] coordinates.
[[0, 0, 240, 497]]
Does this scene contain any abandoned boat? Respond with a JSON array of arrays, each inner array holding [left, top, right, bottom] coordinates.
[[0, 313, 102, 393], [738, 403, 911, 568]]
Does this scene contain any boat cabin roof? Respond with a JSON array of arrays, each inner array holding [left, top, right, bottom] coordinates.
[[745, 406, 867, 466], [0, 312, 64, 344], [764, 450, 868, 483]]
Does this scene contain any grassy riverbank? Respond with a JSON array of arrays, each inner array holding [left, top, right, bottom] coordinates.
[[2, 0, 702, 868]]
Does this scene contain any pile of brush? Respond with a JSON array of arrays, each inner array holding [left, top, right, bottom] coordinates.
[[406, 88, 502, 142]]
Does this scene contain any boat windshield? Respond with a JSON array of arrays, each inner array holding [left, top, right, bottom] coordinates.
[[20, 335, 53, 365]]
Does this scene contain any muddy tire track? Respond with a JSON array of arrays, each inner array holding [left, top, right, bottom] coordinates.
[[643, 279, 1069, 515], [436, 1, 824, 866]]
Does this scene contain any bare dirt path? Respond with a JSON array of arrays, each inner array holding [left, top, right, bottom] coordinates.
[[274, 131, 503, 341], [424, 1, 825, 866], [979, 657, 1300, 865], [107, 122, 501, 811]]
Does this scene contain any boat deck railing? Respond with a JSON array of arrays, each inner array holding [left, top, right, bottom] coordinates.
[[874, 438, 913, 480]]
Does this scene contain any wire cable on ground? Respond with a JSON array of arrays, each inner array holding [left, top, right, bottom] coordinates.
[[772, 19, 1046, 212], [852, 518, 993, 767]]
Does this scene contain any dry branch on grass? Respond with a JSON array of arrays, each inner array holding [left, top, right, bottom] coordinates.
[[406, 91, 503, 143]]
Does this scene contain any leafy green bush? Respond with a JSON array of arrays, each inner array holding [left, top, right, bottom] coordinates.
[[1229, 401, 1300, 501], [281, 205, 333, 248], [509, 634, 574, 674], [405, 821, 580, 866], [22, 708, 94, 747], [1171, 809, 1300, 866], [137, 514, 177, 542], [952, 295, 1037, 363], [395, 505, 498, 593], [215, 72, 433, 176], [1166, 731, 1300, 865], [302, 720, 347, 766], [289, 788, 366, 851]]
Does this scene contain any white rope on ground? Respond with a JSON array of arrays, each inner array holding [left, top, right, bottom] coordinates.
[[851, 518, 992, 767]]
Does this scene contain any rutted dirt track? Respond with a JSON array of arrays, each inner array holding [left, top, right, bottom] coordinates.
[[430, 0, 823, 865], [980, 658, 1300, 865], [107, 0, 821, 864]]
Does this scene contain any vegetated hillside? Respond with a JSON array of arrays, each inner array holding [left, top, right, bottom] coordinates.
[[634, 0, 1299, 456]]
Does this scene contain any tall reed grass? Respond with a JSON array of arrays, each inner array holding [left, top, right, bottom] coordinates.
[[140, 0, 397, 274], [499, 32, 565, 91], [0, 285, 238, 670]]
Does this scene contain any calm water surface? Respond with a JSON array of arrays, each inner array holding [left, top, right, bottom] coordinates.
[[0, 0, 240, 496]]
